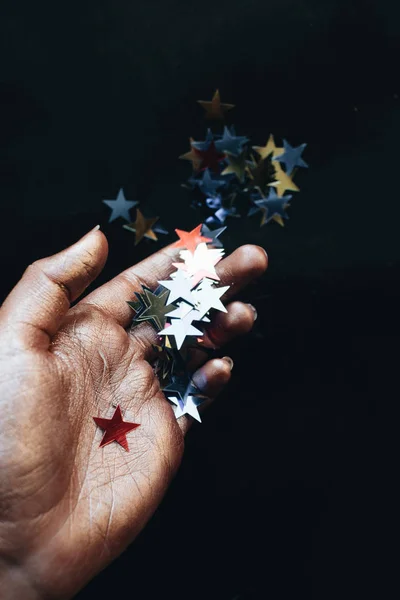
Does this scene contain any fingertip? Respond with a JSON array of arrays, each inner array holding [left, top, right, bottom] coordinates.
[[192, 357, 232, 397], [205, 301, 257, 348], [236, 244, 268, 277], [80, 227, 109, 265]]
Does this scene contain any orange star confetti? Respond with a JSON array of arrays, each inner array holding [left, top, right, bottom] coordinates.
[[174, 224, 212, 254], [197, 89, 235, 120]]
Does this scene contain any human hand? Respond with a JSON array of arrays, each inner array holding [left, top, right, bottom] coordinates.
[[0, 227, 267, 599]]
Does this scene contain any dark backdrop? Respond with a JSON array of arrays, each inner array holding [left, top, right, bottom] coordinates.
[[0, 1, 398, 598]]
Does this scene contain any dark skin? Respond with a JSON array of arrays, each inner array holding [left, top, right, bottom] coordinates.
[[0, 227, 267, 599]]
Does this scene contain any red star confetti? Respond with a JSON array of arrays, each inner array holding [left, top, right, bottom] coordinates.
[[194, 142, 225, 173], [93, 405, 140, 451]]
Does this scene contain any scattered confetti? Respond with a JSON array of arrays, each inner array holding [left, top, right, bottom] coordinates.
[[180, 91, 308, 228]]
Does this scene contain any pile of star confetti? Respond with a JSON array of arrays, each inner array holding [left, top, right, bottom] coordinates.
[[130, 224, 229, 423], [102, 90, 308, 243], [181, 89, 309, 228]]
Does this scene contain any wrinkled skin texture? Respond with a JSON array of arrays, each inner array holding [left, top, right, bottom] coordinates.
[[0, 229, 267, 599]]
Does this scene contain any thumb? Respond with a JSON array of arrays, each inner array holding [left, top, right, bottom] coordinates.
[[0, 226, 108, 350]]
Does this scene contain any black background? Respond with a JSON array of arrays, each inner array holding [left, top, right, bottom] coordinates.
[[0, 1, 398, 598]]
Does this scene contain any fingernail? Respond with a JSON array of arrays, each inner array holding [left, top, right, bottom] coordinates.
[[248, 304, 258, 321], [83, 225, 100, 238], [222, 356, 234, 370]]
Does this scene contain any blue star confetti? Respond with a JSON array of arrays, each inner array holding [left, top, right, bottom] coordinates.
[[274, 139, 308, 175], [103, 189, 138, 223]]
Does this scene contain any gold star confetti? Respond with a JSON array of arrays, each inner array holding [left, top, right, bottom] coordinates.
[[221, 151, 249, 182], [197, 89, 235, 120], [253, 134, 283, 160], [272, 214, 286, 226], [270, 161, 300, 197], [123, 209, 159, 245], [247, 153, 277, 193]]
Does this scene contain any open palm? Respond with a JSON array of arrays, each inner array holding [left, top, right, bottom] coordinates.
[[0, 227, 267, 599]]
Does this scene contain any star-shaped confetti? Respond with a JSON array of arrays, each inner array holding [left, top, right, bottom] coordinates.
[[192, 278, 229, 319], [194, 142, 225, 173], [201, 224, 226, 248], [103, 189, 138, 223], [158, 270, 197, 304], [164, 373, 204, 403], [215, 126, 249, 156], [195, 169, 227, 197], [179, 138, 203, 171], [169, 394, 206, 422], [191, 129, 214, 151], [165, 300, 195, 320], [274, 139, 308, 175], [249, 188, 292, 226], [253, 135, 283, 160], [206, 195, 239, 225], [128, 286, 175, 331], [221, 151, 250, 183], [173, 242, 224, 287], [123, 209, 159, 245], [247, 153, 278, 193], [174, 224, 212, 254], [93, 405, 140, 451], [270, 161, 300, 197], [159, 310, 203, 349], [197, 89, 235, 120]]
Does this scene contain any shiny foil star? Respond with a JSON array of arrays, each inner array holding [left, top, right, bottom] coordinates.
[[103, 188, 138, 223], [153, 344, 176, 388], [93, 405, 140, 451], [247, 153, 278, 193], [123, 209, 159, 245], [158, 270, 196, 304], [253, 135, 283, 160], [173, 243, 224, 287], [270, 161, 300, 197], [128, 287, 175, 331], [174, 224, 212, 254], [169, 395, 206, 422], [159, 310, 203, 349], [197, 89, 235, 120], [164, 373, 203, 403], [166, 301, 194, 320], [201, 224, 226, 249], [221, 151, 250, 183], [193, 278, 229, 319]]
